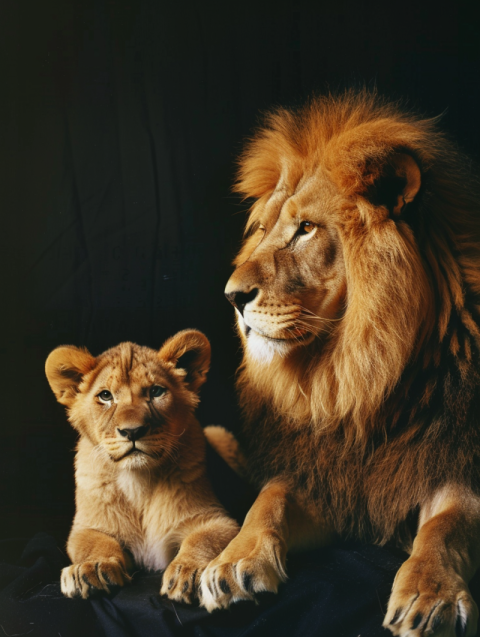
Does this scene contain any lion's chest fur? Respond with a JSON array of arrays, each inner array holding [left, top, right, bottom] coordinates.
[[246, 427, 412, 544], [244, 400, 480, 547], [73, 441, 201, 571]]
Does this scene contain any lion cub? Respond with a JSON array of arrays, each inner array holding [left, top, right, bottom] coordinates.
[[45, 329, 239, 605]]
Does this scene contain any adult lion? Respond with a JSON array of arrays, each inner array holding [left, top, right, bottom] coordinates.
[[201, 92, 480, 637]]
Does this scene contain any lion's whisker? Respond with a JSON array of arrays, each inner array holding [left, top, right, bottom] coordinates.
[[298, 305, 343, 322], [295, 319, 333, 336]]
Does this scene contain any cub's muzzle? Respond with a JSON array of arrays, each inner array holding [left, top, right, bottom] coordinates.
[[117, 425, 149, 442]]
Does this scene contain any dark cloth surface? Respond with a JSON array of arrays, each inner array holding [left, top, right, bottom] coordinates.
[[0, 532, 409, 637], [0, 534, 104, 637]]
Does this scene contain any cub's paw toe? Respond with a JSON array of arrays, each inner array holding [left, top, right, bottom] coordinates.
[[161, 559, 203, 605], [199, 532, 287, 612], [61, 558, 130, 599], [383, 558, 478, 636]]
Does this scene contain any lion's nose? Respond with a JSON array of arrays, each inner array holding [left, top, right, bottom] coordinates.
[[117, 426, 149, 442], [224, 288, 259, 315]]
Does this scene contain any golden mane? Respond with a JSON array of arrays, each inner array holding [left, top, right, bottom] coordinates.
[[233, 90, 480, 440], [205, 93, 480, 626]]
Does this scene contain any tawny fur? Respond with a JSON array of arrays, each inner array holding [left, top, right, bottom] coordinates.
[[200, 91, 480, 636], [46, 330, 238, 605], [203, 426, 247, 478]]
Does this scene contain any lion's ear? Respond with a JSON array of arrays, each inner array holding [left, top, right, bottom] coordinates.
[[45, 346, 96, 407], [158, 330, 211, 393], [361, 152, 422, 217], [390, 153, 422, 214], [329, 141, 422, 218]]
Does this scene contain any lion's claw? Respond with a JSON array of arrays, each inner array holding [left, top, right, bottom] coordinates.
[[61, 558, 130, 598], [199, 532, 287, 611], [384, 557, 478, 636]]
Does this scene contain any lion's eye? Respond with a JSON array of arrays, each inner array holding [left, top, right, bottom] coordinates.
[[98, 390, 113, 402], [298, 221, 316, 235], [150, 385, 166, 399]]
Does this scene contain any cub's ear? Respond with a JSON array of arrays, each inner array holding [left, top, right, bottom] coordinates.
[[360, 152, 422, 216], [45, 346, 96, 407], [158, 330, 211, 393]]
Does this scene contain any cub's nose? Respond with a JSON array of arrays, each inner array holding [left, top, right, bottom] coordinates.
[[224, 288, 258, 315], [117, 425, 149, 442]]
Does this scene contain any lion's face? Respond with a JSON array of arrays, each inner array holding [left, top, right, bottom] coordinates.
[[46, 330, 210, 471], [226, 97, 430, 377], [225, 170, 347, 362]]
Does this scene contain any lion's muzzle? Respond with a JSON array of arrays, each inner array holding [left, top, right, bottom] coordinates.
[[224, 286, 259, 317]]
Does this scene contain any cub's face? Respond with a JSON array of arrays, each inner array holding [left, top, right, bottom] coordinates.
[[225, 169, 347, 363], [69, 345, 195, 470], [46, 330, 211, 471]]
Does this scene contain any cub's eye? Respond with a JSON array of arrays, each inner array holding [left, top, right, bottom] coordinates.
[[150, 385, 166, 399], [98, 390, 113, 402], [298, 221, 316, 235]]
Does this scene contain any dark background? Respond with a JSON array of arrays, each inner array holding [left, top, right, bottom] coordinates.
[[1, 0, 479, 543]]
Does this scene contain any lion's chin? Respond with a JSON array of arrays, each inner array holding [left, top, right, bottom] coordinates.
[[245, 327, 314, 364]]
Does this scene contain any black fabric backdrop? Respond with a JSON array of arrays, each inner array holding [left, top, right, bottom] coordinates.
[[1, 0, 480, 634]]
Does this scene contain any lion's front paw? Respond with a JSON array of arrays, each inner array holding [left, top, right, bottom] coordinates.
[[160, 557, 204, 605], [61, 558, 130, 598], [383, 557, 478, 636], [199, 530, 287, 612]]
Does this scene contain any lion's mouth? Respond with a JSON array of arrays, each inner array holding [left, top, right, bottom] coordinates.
[[245, 323, 312, 342]]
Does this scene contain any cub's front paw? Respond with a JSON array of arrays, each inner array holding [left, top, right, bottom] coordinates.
[[384, 556, 478, 636], [61, 558, 130, 598], [199, 530, 287, 612], [161, 557, 204, 605]]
